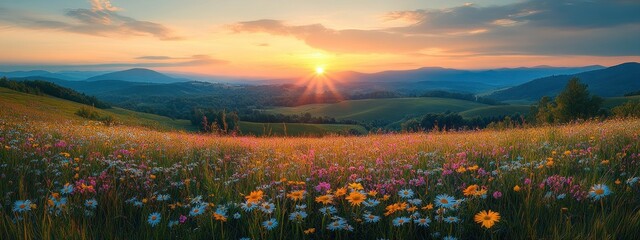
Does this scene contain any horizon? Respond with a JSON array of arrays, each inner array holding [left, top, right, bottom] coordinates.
[[1, 0, 639, 78]]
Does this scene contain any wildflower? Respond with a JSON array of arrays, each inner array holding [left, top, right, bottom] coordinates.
[[189, 204, 206, 217], [443, 236, 457, 240], [348, 182, 364, 191], [319, 206, 337, 215], [392, 216, 411, 226], [434, 194, 456, 209], [179, 215, 188, 223], [444, 216, 460, 223], [233, 213, 241, 219], [240, 202, 257, 212], [260, 202, 275, 214], [168, 220, 179, 228], [626, 177, 639, 187], [289, 211, 308, 221], [213, 212, 227, 222], [148, 212, 161, 227], [492, 191, 502, 199], [474, 210, 500, 229], [304, 228, 316, 234], [61, 183, 74, 195], [589, 184, 612, 201], [327, 219, 347, 231], [363, 199, 381, 207], [295, 204, 307, 210], [84, 199, 98, 209], [263, 218, 278, 230], [414, 217, 431, 227], [157, 194, 171, 201], [335, 187, 347, 197], [513, 185, 521, 192], [422, 203, 434, 210], [286, 190, 306, 201], [13, 200, 32, 213], [398, 189, 414, 199], [363, 213, 381, 223], [245, 190, 264, 203], [345, 191, 366, 206], [315, 182, 331, 193], [615, 179, 621, 185], [368, 190, 378, 196], [315, 194, 334, 205], [408, 198, 422, 206]]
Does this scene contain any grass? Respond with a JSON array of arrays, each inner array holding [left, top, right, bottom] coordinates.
[[2, 91, 640, 239], [0, 87, 364, 136], [238, 122, 367, 137], [264, 98, 488, 123], [459, 105, 531, 118]]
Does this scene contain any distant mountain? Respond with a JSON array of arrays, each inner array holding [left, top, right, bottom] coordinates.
[[86, 68, 187, 83], [489, 62, 640, 101], [0, 70, 83, 80], [334, 65, 604, 87]]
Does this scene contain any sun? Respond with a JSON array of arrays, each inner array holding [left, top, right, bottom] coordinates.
[[315, 66, 325, 75]]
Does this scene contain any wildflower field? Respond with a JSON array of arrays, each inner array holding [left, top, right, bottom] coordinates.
[[2, 107, 640, 239]]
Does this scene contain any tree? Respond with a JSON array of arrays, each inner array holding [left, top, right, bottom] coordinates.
[[533, 96, 555, 124], [553, 78, 603, 122]]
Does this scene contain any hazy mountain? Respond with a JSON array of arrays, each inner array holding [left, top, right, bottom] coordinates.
[[86, 68, 187, 83], [334, 65, 604, 87], [489, 62, 640, 101]]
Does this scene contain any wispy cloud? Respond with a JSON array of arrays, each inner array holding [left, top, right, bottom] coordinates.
[[231, 0, 640, 56], [0, 0, 180, 40], [0, 55, 228, 71]]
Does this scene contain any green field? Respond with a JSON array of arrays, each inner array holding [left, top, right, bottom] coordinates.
[[0, 87, 365, 136], [459, 105, 531, 118], [265, 97, 488, 122]]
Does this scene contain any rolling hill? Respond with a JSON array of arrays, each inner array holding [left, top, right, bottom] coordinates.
[[0, 87, 364, 136], [489, 62, 640, 101], [264, 97, 489, 124], [86, 68, 187, 83]]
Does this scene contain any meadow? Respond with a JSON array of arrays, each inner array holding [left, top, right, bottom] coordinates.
[[2, 97, 640, 239]]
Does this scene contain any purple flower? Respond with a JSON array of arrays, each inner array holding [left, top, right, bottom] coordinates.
[[492, 191, 502, 199], [315, 182, 331, 193], [524, 178, 532, 185], [179, 215, 187, 223]]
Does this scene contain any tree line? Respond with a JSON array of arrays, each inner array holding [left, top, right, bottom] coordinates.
[[0, 77, 111, 109]]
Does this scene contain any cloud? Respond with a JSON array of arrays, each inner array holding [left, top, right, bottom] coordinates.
[[0, 55, 228, 71], [231, 19, 428, 54], [0, 1, 180, 40], [231, 0, 640, 56]]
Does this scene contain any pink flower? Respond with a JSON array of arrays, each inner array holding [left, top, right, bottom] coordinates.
[[315, 182, 331, 193], [493, 191, 502, 199], [179, 215, 188, 223]]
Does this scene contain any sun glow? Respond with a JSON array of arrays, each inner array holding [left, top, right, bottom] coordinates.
[[315, 66, 325, 75]]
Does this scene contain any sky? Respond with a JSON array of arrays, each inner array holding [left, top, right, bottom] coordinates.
[[0, 0, 639, 78]]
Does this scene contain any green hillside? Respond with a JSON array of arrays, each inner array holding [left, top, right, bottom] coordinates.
[[265, 97, 488, 123], [0, 87, 364, 136], [459, 105, 531, 118]]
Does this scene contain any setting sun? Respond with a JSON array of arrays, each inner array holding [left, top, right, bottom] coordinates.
[[315, 66, 325, 75]]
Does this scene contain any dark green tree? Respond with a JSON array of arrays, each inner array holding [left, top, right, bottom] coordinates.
[[553, 78, 603, 122]]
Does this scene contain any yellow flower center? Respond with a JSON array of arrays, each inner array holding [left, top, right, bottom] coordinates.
[[595, 189, 604, 195], [440, 199, 448, 204], [20, 204, 26, 209]]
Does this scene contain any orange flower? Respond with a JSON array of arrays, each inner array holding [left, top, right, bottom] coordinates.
[[368, 190, 378, 197], [348, 183, 364, 191], [513, 185, 521, 192], [315, 194, 334, 205], [286, 190, 306, 201], [304, 228, 316, 234], [335, 187, 347, 197], [213, 213, 227, 222], [474, 210, 500, 229], [345, 191, 366, 206], [245, 190, 264, 203]]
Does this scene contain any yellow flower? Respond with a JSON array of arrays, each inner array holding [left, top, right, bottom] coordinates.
[[304, 228, 316, 234], [456, 166, 467, 173], [382, 194, 390, 201], [348, 183, 364, 191], [615, 179, 622, 185], [149, 174, 156, 180], [463, 185, 479, 196], [315, 194, 334, 205], [513, 185, 521, 192], [245, 190, 264, 203], [368, 190, 378, 197], [335, 187, 347, 197], [345, 191, 366, 206], [601, 160, 610, 165], [474, 210, 500, 229], [286, 190, 306, 201]]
